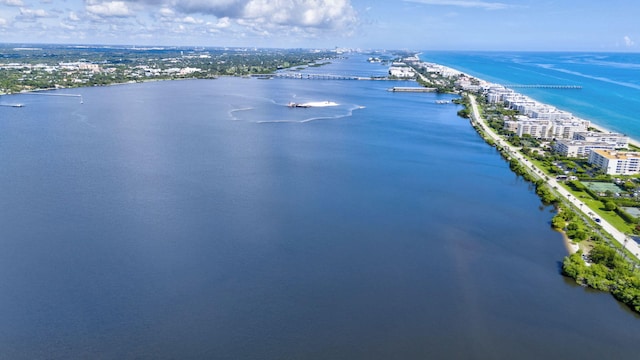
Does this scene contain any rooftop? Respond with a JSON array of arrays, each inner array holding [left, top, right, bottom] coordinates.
[[593, 149, 640, 160]]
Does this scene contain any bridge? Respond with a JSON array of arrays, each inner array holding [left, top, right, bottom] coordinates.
[[255, 73, 387, 81], [504, 84, 582, 89]]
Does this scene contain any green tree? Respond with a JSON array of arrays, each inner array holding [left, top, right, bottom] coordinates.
[[624, 181, 637, 192], [457, 108, 470, 118], [604, 201, 617, 211], [509, 135, 522, 147], [551, 214, 566, 229], [589, 244, 618, 269], [573, 230, 587, 241]]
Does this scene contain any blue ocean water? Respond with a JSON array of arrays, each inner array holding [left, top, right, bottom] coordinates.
[[421, 52, 640, 139], [0, 54, 639, 358]]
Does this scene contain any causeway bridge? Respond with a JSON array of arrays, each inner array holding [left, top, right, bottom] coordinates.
[[253, 74, 583, 89], [254, 73, 387, 81]]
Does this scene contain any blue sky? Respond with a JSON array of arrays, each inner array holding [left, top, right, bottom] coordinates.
[[0, 0, 637, 51]]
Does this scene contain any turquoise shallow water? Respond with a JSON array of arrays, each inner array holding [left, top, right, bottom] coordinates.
[[421, 51, 640, 139], [0, 55, 639, 358]]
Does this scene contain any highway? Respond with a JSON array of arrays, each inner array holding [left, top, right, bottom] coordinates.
[[466, 93, 640, 260]]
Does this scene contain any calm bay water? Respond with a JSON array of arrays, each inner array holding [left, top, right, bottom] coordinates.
[[0, 55, 639, 358]]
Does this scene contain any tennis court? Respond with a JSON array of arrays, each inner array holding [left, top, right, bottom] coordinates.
[[623, 207, 640, 218], [583, 181, 624, 194]]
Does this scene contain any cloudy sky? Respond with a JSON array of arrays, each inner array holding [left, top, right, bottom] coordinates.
[[0, 0, 637, 50]]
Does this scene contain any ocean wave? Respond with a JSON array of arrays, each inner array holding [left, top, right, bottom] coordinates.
[[546, 67, 640, 91], [561, 55, 640, 70]]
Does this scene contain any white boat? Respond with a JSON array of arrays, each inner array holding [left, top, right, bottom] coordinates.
[[288, 102, 310, 108], [287, 101, 338, 108]]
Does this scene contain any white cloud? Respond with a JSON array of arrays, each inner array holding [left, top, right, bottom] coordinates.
[[206, 16, 231, 32], [241, 0, 355, 28], [18, 7, 52, 19], [0, 17, 7, 26], [179, 15, 202, 24], [172, 0, 247, 17], [158, 7, 175, 17], [0, 0, 24, 6], [60, 21, 76, 30], [214, 16, 230, 28], [68, 11, 81, 21], [5, 0, 358, 45], [403, 0, 511, 10], [131, 0, 357, 29], [86, 1, 133, 17], [624, 35, 635, 47]]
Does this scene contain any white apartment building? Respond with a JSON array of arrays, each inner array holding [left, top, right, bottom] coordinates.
[[420, 63, 462, 77], [59, 62, 101, 72], [588, 149, 640, 175], [503, 118, 588, 140], [573, 131, 629, 148], [388, 65, 415, 78], [486, 87, 515, 103], [509, 100, 538, 114], [503, 118, 553, 138], [529, 107, 572, 121], [553, 140, 617, 157], [503, 95, 531, 109], [455, 79, 482, 91], [78, 63, 101, 72], [549, 119, 590, 139]]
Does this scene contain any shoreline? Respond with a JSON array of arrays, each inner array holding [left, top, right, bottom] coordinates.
[[415, 53, 640, 149], [560, 230, 580, 254], [464, 90, 640, 258]]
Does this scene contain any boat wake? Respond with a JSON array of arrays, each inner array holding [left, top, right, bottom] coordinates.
[[288, 101, 339, 108], [225, 92, 364, 124], [228, 106, 254, 120], [257, 104, 365, 124]]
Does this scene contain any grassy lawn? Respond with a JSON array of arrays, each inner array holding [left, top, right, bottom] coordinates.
[[565, 186, 636, 233], [525, 155, 636, 234], [530, 158, 552, 176], [473, 102, 638, 237]]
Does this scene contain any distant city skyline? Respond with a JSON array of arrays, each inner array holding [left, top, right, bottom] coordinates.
[[0, 0, 637, 51]]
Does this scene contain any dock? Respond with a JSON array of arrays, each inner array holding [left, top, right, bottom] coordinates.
[[388, 87, 436, 93]]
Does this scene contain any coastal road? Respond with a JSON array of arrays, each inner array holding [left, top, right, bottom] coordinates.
[[466, 94, 640, 260]]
